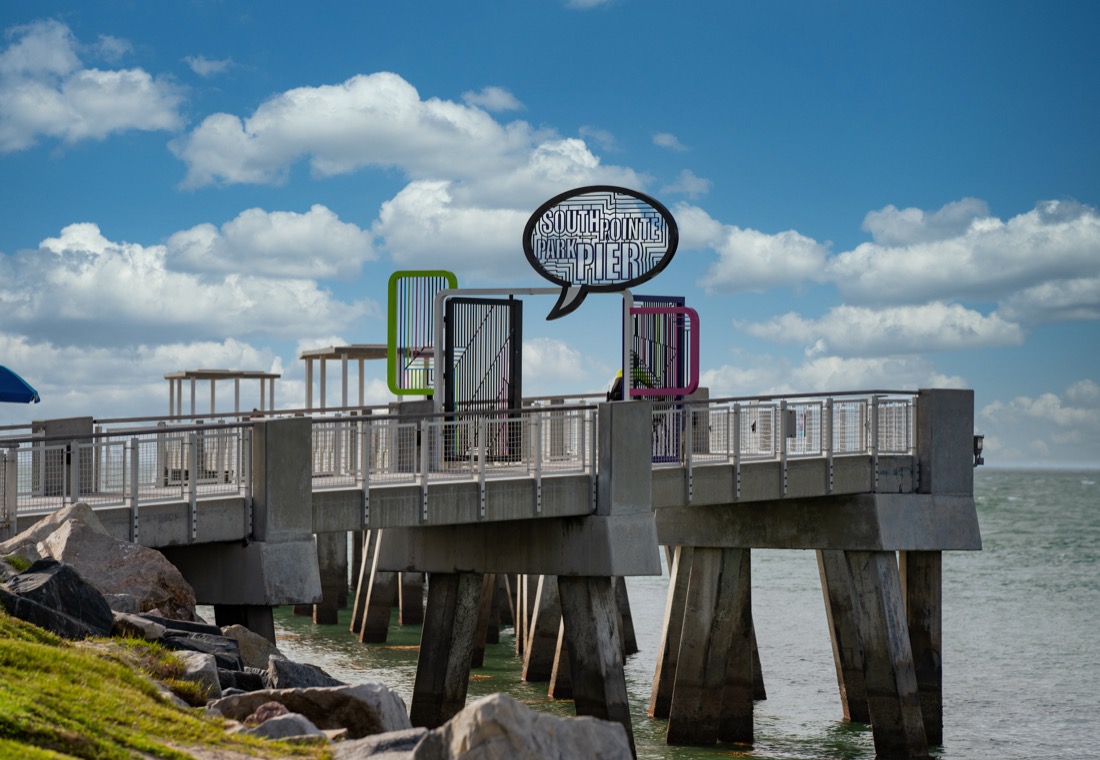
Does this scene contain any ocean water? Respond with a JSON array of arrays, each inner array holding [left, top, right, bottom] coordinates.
[[267, 469, 1100, 759]]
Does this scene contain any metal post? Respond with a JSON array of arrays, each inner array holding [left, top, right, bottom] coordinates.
[[420, 418, 429, 523], [534, 413, 543, 515], [129, 437, 139, 543], [871, 395, 880, 493], [825, 398, 835, 493], [733, 403, 742, 500], [478, 415, 487, 519], [684, 404, 694, 504], [779, 400, 789, 497], [243, 426, 253, 536], [69, 441, 80, 505], [360, 417, 371, 525], [188, 431, 198, 541]]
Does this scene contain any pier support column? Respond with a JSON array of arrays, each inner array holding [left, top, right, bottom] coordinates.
[[313, 531, 346, 625], [559, 575, 635, 757], [523, 575, 562, 682], [615, 576, 639, 656], [470, 573, 496, 669], [649, 545, 693, 718], [399, 572, 425, 625], [213, 605, 275, 644], [719, 549, 754, 744], [845, 550, 928, 759], [901, 550, 943, 745], [818, 548, 870, 723], [349, 530, 373, 634], [359, 530, 397, 644], [410, 572, 484, 728], [666, 546, 752, 746]]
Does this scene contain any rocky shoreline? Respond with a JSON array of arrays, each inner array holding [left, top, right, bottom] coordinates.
[[0, 503, 632, 759]]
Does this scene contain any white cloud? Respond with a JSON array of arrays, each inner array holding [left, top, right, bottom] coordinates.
[[678, 204, 829, 293], [997, 276, 1100, 324], [661, 169, 711, 199], [462, 85, 524, 112], [523, 338, 587, 384], [1, 223, 372, 346], [979, 381, 1100, 467], [653, 132, 687, 151], [828, 199, 1100, 310], [861, 197, 991, 246], [579, 125, 618, 152], [167, 204, 376, 278], [184, 55, 233, 78], [0, 19, 183, 152], [171, 72, 538, 187], [737, 303, 1025, 358]]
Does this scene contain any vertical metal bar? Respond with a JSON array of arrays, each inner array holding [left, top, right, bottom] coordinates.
[[69, 441, 80, 505], [733, 403, 742, 501], [684, 404, 693, 504], [871, 395, 880, 493], [129, 438, 139, 543], [188, 431, 198, 541], [825, 398, 834, 493], [361, 417, 371, 526], [534, 413, 543, 514], [779, 401, 789, 497], [420, 419, 429, 522], [243, 425, 253, 537], [478, 414, 487, 518]]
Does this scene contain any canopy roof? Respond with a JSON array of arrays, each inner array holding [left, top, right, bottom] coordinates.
[[0, 366, 40, 404]]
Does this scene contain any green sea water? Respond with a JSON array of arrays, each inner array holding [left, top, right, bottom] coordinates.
[[266, 469, 1100, 759]]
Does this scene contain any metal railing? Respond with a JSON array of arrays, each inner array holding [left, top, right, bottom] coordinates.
[[1, 391, 918, 532]]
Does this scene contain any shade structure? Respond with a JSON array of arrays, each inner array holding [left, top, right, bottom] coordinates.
[[0, 365, 41, 404]]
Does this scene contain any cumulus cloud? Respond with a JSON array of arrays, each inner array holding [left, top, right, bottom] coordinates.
[[1, 223, 371, 346], [678, 204, 829, 293], [997, 276, 1100, 324], [828, 199, 1100, 308], [579, 125, 618, 152], [653, 132, 687, 151], [0, 19, 183, 152], [737, 303, 1025, 358], [979, 380, 1100, 467], [462, 85, 524, 112], [184, 55, 233, 78], [170, 72, 539, 187], [661, 169, 711, 199], [167, 204, 376, 278], [523, 338, 586, 384]]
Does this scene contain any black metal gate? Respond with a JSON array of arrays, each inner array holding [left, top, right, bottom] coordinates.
[[444, 297, 523, 462]]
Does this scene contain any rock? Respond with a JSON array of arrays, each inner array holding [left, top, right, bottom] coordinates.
[[207, 683, 411, 739], [112, 611, 167, 641], [333, 727, 429, 759], [103, 593, 141, 614], [242, 712, 326, 741], [218, 667, 266, 693], [220, 623, 285, 670], [411, 693, 633, 760], [1, 559, 114, 637], [268, 655, 345, 689], [141, 613, 222, 636], [243, 700, 289, 725], [0, 502, 197, 621], [0, 586, 103, 639], [174, 650, 222, 700], [160, 631, 243, 671]]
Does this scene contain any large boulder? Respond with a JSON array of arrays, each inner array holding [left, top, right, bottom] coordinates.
[[411, 693, 633, 760], [220, 623, 285, 670], [207, 683, 411, 740], [0, 502, 197, 620], [0, 559, 114, 639], [267, 655, 345, 689]]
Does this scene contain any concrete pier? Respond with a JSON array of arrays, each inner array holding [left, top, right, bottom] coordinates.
[[818, 548, 870, 723], [522, 575, 561, 682], [409, 572, 484, 728]]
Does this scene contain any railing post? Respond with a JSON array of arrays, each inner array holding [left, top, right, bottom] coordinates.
[[2, 447, 16, 539], [588, 408, 597, 512], [188, 431, 198, 541], [419, 419, 429, 523], [243, 425, 254, 537], [871, 395, 880, 493], [825, 398, 834, 494], [534, 412, 543, 515], [478, 415, 487, 519], [733, 403, 741, 501], [684, 404, 694, 504], [69, 440, 80, 505], [779, 401, 789, 497], [129, 437, 140, 543], [360, 417, 371, 526]]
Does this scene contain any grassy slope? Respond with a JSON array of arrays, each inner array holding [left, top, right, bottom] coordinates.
[[0, 610, 328, 760]]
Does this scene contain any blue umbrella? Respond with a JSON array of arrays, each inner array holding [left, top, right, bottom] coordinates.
[[0, 365, 41, 404]]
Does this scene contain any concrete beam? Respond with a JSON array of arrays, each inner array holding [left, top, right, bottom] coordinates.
[[654, 493, 981, 551]]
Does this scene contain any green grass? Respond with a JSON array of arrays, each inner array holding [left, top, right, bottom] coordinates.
[[0, 610, 328, 759], [2, 555, 33, 573]]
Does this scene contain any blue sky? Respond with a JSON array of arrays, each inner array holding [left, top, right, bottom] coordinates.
[[1, 1, 1097, 468]]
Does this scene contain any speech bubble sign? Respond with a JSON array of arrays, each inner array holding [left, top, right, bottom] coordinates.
[[523, 185, 679, 319]]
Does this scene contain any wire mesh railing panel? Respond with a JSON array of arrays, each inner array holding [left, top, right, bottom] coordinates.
[[14, 442, 68, 514], [831, 399, 868, 454], [535, 408, 592, 474], [876, 399, 915, 455], [366, 418, 421, 485], [785, 402, 824, 458], [740, 404, 779, 460], [312, 418, 359, 488]]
